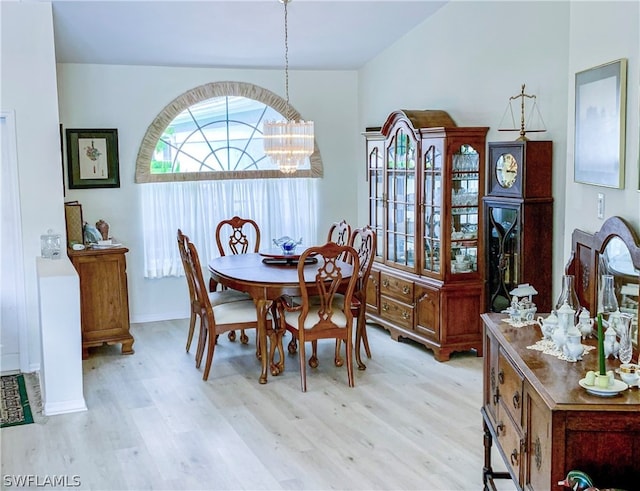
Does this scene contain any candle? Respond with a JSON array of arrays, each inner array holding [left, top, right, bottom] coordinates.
[[597, 313, 605, 375]]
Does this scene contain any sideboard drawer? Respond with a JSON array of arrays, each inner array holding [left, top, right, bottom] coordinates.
[[495, 414, 523, 486], [380, 295, 414, 330], [498, 350, 524, 428], [380, 272, 414, 301]]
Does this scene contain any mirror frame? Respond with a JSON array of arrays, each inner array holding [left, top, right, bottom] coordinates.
[[566, 216, 640, 355]]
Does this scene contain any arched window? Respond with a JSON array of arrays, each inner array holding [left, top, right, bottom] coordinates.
[[136, 81, 323, 182], [137, 81, 321, 278]]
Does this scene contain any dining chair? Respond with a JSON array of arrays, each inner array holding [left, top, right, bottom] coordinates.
[[213, 216, 261, 343], [277, 242, 360, 392], [177, 229, 251, 364], [327, 219, 351, 246], [301, 219, 352, 363], [307, 226, 377, 370], [184, 235, 267, 381], [339, 226, 377, 370]]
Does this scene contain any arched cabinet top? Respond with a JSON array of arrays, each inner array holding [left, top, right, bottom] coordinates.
[[381, 110, 457, 136]]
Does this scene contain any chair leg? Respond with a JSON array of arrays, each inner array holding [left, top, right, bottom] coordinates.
[[202, 323, 216, 381], [334, 340, 344, 367], [299, 336, 307, 392], [195, 316, 206, 368], [288, 336, 298, 354], [355, 316, 366, 371], [186, 311, 197, 353], [309, 341, 319, 368], [361, 311, 372, 359], [346, 333, 355, 388]]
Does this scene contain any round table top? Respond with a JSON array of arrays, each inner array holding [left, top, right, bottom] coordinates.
[[208, 252, 352, 287]]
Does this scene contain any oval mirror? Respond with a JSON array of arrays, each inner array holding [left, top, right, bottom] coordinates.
[[601, 236, 639, 349]]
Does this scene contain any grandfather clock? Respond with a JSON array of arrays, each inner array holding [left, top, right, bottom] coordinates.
[[483, 140, 553, 313]]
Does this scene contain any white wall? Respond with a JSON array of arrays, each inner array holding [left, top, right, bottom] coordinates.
[[564, 1, 640, 254], [1, 2, 68, 369], [359, 0, 640, 300], [57, 64, 359, 322]]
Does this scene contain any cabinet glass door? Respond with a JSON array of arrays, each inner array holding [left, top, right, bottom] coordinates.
[[451, 144, 480, 275], [386, 128, 416, 268], [367, 139, 384, 258], [486, 205, 521, 312], [422, 143, 442, 274]]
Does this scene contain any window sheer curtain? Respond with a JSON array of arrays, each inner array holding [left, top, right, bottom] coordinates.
[[141, 179, 319, 278]]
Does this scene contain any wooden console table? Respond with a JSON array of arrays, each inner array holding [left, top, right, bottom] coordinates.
[[68, 246, 134, 359], [481, 313, 639, 490]]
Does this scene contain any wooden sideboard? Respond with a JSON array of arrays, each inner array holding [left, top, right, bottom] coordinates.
[[68, 246, 134, 359], [481, 313, 639, 490]]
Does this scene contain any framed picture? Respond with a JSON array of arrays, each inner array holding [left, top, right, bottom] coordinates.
[[574, 58, 627, 188], [66, 128, 120, 189]]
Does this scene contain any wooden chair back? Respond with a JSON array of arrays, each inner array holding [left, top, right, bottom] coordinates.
[[215, 216, 261, 256], [327, 219, 351, 246], [177, 229, 201, 353], [349, 225, 377, 300]]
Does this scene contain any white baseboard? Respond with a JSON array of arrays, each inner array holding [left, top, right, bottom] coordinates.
[[130, 310, 189, 324], [44, 399, 87, 416]]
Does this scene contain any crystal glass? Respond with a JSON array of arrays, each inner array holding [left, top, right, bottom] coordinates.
[[618, 313, 633, 364]]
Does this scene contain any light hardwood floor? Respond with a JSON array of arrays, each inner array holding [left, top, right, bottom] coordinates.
[[1, 320, 516, 490]]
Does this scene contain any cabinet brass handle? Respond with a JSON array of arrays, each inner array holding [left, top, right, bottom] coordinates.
[[510, 449, 518, 465], [498, 369, 505, 384], [513, 391, 520, 410], [493, 392, 500, 405], [382, 303, 389, 312], [402, 286, 410, 295], [401, 311, 410, 320], [382, 279, 390, 288], [496, 422, 504, 435]]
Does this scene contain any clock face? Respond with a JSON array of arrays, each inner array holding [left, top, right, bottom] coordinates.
[[495, 153, 518, 188]]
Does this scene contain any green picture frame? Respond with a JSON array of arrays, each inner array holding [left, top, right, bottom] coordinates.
[[66, 128, 120, 189]]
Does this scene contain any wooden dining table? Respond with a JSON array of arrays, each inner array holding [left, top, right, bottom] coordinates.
[[208, 250, 354, 384]]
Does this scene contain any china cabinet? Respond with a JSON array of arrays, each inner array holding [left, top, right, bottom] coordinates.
[[481, 312, 640, 490], [364, 110, 488, 361], [483, 140, 553, 314], [68, 246, 134, 359]]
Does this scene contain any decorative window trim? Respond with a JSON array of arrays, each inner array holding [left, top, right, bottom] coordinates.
[[135, 81, 323, 183]]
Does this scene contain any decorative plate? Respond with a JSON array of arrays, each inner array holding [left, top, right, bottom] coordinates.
[[578, 378, 628, 397]]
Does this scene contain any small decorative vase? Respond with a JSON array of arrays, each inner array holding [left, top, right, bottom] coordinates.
[[617, 313, 634, 365]]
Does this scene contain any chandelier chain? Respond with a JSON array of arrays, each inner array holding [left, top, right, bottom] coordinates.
[[283, 0, 290, 116]]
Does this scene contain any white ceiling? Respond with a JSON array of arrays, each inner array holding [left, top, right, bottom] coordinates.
[[49, 0, 447, 70]]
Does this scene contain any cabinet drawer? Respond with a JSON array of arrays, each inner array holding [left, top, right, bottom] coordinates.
[[498, 351, 524, 428], [380, 273, 414, 301], [380, 295, 414, 330], [494, 414, 523, 486]]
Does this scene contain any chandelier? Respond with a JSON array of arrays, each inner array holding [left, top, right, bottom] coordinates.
[[263, 0, 314, 174]]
